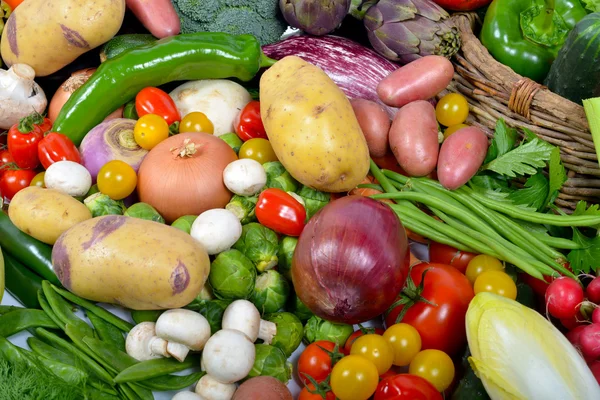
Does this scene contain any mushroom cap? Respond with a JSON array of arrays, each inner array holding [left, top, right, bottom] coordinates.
[[222, 300, 261, 342], [195, 374, 237, 400], [126, 322, 166, 361], [172, 391, 204, 400], [156, 309, 211, 351], [202, 329, 255, 384]]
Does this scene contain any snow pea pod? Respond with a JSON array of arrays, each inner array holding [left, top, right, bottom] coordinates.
[[87, 312, 126, 352], [131, 310, 162, 325], [64, 323, 118, 375], [118, 384, 141, 400], [0, 308, 58, 337], [28, 336, 81, 368], [0, 335, 29, 365], [0, 305, 19, 315], [36, 356, 88, 385], [114, 355, 200, 383], [37, 289, 64, 330], [127, 383, 154, 400], [42, 280, 94, 338]]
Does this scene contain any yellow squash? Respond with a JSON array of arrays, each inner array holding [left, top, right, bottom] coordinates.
[[260, 56, 370, 192]]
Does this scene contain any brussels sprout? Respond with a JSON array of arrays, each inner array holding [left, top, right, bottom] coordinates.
[[287, 293, 314, 323], [277, 236, 297, 280], [84, 192, 125, 217], [263, 161, 299, 192], [248, 344, 293, 383], [304, 316, 353, 345], [297, 185, 330, 220], [264, 312, 303, 357], [208, 249, 257, 300], [171, 215, 198, 234], [226, 194, 258, 225], [85, 184, 100, 197], [219, 132, 244, 154], [124, 202, 165, 223], [251, 270, 290, 314], [184, 298, 232, 335], [233, 223, 279, 272]]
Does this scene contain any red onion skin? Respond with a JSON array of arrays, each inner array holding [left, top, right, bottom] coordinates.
[[291, 195, 409, 324], [263, 35, 399, 117]]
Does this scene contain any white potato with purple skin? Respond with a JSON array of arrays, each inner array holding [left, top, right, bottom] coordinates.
[[51, 215, 210, 310]]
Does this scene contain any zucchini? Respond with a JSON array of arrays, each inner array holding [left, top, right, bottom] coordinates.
[[99, 34, 156, 63], [545, 13, 600, 104]]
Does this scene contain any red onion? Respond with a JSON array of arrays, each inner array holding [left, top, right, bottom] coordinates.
[[79, 118, 148, 183], [291, 195, 409, 324], [263, 35, 399, 117]]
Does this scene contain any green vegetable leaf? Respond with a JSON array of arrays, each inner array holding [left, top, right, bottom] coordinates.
[[507, 173, 548, 211], [484, 119, 518, 164], [545, 147, 567, 207], [522, 128, 538, 142], [581, 0, 600, 12], [481, 137, 554, 178], [572, 201, 600, 230], [469, 174, 513, 193], [567, 228, 600, 274]]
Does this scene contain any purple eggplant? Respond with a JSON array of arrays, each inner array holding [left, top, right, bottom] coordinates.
[[262, 35, 399, 117]]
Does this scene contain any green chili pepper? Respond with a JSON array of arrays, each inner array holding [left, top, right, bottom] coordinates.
[[122, 100, 138, 120], [0, 212, 59, 285], [42, 281, 95, 338], [87, 313, 126, 352], [52, 32, 276, 145], [114, 355, 200, 383], [0, 308, 58, 337], [480, 0, 587, 82], [131, 310, 162, 325], [3, 250, 43, 309]]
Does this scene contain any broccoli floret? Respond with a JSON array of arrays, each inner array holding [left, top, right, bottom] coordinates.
[[172, 0, 288, 46]]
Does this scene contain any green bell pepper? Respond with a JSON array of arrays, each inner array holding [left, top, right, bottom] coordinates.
[[480, 0, 587, 82]]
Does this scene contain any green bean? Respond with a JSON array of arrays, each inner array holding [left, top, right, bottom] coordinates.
[[37, 289, 65, 329], [87, 312, 126, 352], [370, 159, 399, 193], [0, 308, 58, 337], [52, 284, 133, 332], [114, 355, 200, 383], [131, 310, 163, 325], [0, 305, 19, 315], [34, 327, 114, 385], [356, 183, 384, 191], [36, 356, 88, 385], [531, 232, 581, 249], [42, 281, 95, 338]]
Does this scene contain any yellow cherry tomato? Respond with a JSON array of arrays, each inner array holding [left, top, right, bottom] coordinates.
[[238, 138, 278, 164], [409, 349, 455, 392], [474, 270, 518, 300], [134, 114, 169, 150], [179, 111, 214, 134], [350, 334, 394, 375], [465, 254, 504, 284], [330, 355, 379, 400], [436, 93, 469, 127], [30, 172, 46, 188], [444, 123, 469, 139], [383, 323, 422, 366], [97, 160, 137, 200]]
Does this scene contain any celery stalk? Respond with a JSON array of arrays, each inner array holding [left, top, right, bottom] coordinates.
[[583, 98, 600, 168]]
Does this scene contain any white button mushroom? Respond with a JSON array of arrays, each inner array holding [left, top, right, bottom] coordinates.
[[221, 300, 277, 344], [195, 374, 237, 400], [222, 159, 267, 196], [172, 391, 205, 400], [44, 160, 92, 197], [0, 64, 47, 130], [155, 309, 211, 362], [190, 209, 243, 255], [201, 329, 256, 384], [125, 322, 169, 361]]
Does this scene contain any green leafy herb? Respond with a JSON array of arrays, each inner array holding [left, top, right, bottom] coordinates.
[[482, 136, 554, 178], [567, 228, 600, 274], [573, 201, 600, 218], [545, 147, 567, 207], [581, 0, 600, 12], [507, 173, 548, 211], [469, 174, 512, 192], [484, 119, 518, 164]]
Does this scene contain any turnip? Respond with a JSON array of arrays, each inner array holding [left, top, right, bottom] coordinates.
[[579, 323, 600, 360], [587, 277, 600, 304], [545, 277, 584, 319]]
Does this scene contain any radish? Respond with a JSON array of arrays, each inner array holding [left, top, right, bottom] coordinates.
[[545, 277, 584, 319], [588, 361, 600, 386], [579, 323, 600, 360], [587, 277, 600, 304], [561, 312, 586, 331], [567, 325, 587, 348], [593, 307, 600, 325]]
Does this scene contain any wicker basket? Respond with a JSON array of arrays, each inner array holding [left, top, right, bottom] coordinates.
[[437, 13, 599, 210]]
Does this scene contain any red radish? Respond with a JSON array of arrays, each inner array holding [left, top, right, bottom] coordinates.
[[579, 323, 600, 360], [593, 308, 600, 325], [561, 312, 587, 331], [588, 361, 600, 385], [567, 325, 587, 348], [545, 277, 584, 319], [587, 277, 600, 304]]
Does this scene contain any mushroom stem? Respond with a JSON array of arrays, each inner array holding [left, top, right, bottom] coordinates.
[[221, 300, 278, 343], [195, 374, 237, 400], [0, 64, 47, 130], [155, 309, 211, 363], [258, 320, 277, 345], [126, 322, 170, 361], [167, 342, 190, 363]]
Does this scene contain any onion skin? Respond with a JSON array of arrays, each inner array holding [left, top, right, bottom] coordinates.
[[79, 118, 148, 183], [292, 195, 408, 324], [137, 132, 238, 223]]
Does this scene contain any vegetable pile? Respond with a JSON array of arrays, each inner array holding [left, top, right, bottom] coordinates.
[[2, 0, 600, 399]]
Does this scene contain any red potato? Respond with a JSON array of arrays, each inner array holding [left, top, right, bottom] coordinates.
[[126, 0, 180, 39], [388, 100, 440, 177], [351, 98, 391, 157], [437, 126, 488, 190], [377, 56, 455, 108], [232, 376, 293, 400]]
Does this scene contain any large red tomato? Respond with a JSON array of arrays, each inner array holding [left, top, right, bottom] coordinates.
[[375, 374, 443, 400], [429, 242, 478, 274], [432, 0, 492, 11], [385, 263, 474, 355]]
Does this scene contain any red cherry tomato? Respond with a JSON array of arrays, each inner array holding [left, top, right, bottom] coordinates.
[[429, 242, 478, 274], [0, 169, 37, 200], [7, 115, 45, 169], [256, 188, 306, 236], [0, 149, 13, 179], [37, 132, 81, 169], [343, 327, 385, 355], [234, 100, 267, 141], [135, 87, 181, 125], [375, 374, 443, 400], [299, 385, 336, 400], [297, 341, 339, 385]]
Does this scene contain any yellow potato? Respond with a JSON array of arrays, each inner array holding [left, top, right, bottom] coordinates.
[[1, 0, 125, 76], [260, 56, 370, 192], [52, 215, 210, 310], [8, 187, 92, 245]]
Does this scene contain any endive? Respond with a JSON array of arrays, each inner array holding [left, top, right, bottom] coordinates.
[[466, 292, 600, 400]]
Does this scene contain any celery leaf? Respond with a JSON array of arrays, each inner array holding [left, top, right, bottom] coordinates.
[[507, 173, 548, 211], [481, 137, 554, 178]]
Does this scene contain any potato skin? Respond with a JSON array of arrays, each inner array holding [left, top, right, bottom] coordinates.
[[8, 187, 92, 245], [1, 0, 125, 76], [437, 126, 489, 190], [52, 215, 210, 310], [260, 56, 370, 192], [351, 98, 391, 158], [389, 100, 440, 177], [233, 376, 293, 400]]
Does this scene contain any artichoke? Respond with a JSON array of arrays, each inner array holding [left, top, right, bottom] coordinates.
[[280, 0, 351, 36], [364, 0, 460, 64]]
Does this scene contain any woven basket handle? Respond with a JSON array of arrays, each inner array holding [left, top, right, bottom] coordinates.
[[508, 79, 543, 120]]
